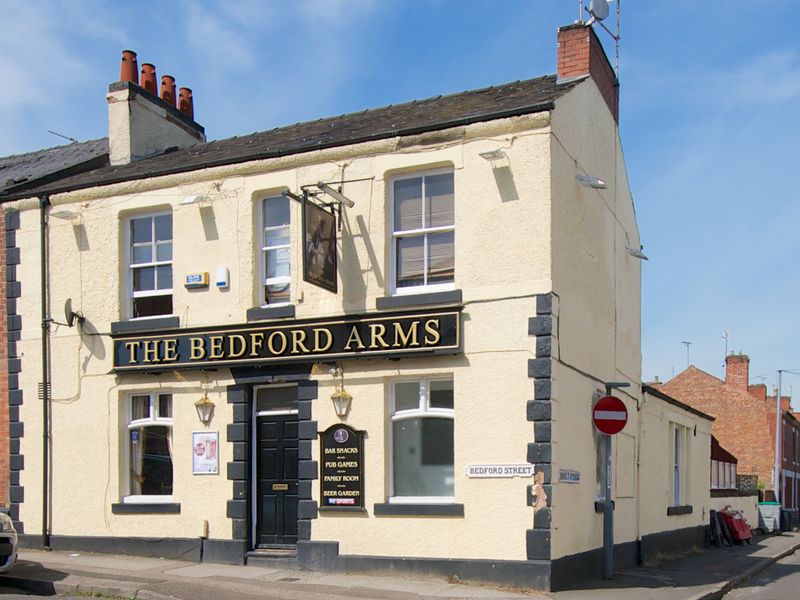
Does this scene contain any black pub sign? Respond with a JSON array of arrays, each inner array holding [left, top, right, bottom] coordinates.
[[112, 308, 461, 372], [319, 424, 364, 510]]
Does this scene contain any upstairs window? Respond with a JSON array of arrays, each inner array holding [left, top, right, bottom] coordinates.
[[128, 213, 172, 318], [261, 196, 291, 305], [391, 171, 454, 294]]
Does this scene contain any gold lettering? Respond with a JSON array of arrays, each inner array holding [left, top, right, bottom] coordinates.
[[209, 335, 224, 359], [344, 326, 365, 350], [142, 340, 160, 363], [249, 333, 265, 357], [267, 331, 288, 355], [228, 334, 246, 358], [124, 341, 141, 364], [424, 319, 441, 345], [369, 323, 390, 349], [291, 329, 311, 354], [393, 321, 420, 347], [163, 339, 178, 362], [190, 337, 206, 360], [313, 328, 333, 352]]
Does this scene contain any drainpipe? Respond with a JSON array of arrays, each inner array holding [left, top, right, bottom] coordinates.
[[39, 194, 51, 549]]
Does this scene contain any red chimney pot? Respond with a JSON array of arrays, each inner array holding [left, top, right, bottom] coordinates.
[[140, 63, 157, 95], [178, 87, 194, 120], [160, 75, 176, 107], [120, 50, 138, 85]]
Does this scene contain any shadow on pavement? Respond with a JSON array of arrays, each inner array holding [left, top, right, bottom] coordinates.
[[0, 559, 70, 596]]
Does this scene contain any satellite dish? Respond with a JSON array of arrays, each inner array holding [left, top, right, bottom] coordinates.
[[589, 0, 609, 21], [64, 298, 84, 327]]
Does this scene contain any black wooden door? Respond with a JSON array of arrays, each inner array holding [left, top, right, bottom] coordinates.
[[256, 414, 299, 546]]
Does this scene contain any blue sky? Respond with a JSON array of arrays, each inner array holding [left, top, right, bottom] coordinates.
[[2, 1, 798, 400]]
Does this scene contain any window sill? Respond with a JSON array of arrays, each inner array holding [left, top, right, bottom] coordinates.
[[373, 502, 464, 517], [667, 505, 693, 516], [111, 502, 181, 514], [246, 304, 296, 321], [376, 289, 462, 310], [111, 316, 179, 334]]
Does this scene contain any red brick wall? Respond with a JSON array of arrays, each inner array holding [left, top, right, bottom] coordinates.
[[663, 366, 776, 489], [557, 24, 618, 121], [0, 207, 8, 507]]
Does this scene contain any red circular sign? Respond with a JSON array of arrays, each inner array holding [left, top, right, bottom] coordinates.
[[593, 395, 628, 435]]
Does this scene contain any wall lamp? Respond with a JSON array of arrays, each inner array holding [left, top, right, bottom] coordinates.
[[329, 366, 352, 419], [194, 386, 215, 426], [576, 174, 607, 189]]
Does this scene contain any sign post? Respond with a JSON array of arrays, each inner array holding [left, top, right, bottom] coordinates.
[[593, 385, 629, 580]]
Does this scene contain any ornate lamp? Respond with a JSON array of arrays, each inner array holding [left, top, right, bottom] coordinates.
[[194, 386, 215, 426], [329, 366, 352, 419]]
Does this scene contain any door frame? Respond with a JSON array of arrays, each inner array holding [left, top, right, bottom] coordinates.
[[251, 383, 299, 547]]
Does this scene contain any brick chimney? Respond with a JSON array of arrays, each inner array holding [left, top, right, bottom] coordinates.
[[725, 353, 750, 391], [107, 50, 205, 166], [557, 23, 619, 122]]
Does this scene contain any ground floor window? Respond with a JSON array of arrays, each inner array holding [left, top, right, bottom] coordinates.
[[126, 393, 173, 501], [672, 424, 689, 505], [390, 378, 454, 501]]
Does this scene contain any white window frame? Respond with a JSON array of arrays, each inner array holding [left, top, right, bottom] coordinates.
[[388, 377, 455, 504], [125, 211, 173, 320], [389, 168, 455, 296], [123, 392, 174, 504], [671, 424, 688, 506], [258, 194, 291, 306]]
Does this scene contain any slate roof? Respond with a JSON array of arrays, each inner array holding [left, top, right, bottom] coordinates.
[[0, 74, 577, 201], [0, 138, 108, 195]]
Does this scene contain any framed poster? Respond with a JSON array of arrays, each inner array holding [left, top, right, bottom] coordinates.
[[302, 199, 338, 293], [192, 431, 219, 475]]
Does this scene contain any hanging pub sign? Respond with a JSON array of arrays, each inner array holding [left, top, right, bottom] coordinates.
[[112, 307, 461, 372], [303, 198, 338, 293], [319, 424, 364, 510]]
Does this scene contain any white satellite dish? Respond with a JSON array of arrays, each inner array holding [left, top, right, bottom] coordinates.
[[588, 0, 609, 21]]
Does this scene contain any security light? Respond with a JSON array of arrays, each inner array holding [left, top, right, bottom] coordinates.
[[479, 149, 507, 161], [625, 246, 649, 261], [51, 209, 79, 220], [181, 194, 211, 206]]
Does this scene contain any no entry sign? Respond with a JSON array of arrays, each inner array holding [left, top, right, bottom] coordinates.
[[593, 395, 628, 435]]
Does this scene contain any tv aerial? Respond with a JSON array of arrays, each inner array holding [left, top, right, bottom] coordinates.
[[579, 0, 621, 76]]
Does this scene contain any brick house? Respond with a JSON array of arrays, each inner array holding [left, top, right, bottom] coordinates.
[[662, 353, 795, 500]]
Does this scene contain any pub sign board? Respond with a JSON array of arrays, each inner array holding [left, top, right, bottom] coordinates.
[[319, 424, 364, 510], [302, 199, 338, 294], [112, 308, 461, 373]]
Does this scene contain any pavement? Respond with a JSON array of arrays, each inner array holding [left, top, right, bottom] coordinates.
[[0, 532, 797, 600]]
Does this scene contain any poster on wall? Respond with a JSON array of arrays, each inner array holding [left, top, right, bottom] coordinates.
[[302, 199, 338, 293], [192, 431, 219, 475], [319, 424, 364, 510]]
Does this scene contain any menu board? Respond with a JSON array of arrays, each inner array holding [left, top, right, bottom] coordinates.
[[319, 424, 364, 510]]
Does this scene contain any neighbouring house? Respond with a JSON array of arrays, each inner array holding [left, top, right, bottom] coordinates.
[[0, 22, 715, 590], [662, 353, 798, 508], [0, 140, 109, 511]]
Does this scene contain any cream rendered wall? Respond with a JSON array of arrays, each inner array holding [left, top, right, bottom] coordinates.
[[11, 113, 554, 558], [638, 393, 711, 537], [545, 79, 643, 560]]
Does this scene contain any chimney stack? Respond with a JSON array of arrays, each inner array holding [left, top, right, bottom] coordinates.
[[725, 353, 750, 391], [557, 23, 618, 122], [107, 50, 205, 166]]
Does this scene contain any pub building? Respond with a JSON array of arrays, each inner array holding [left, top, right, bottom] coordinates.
[[1, 24, 715, 590]]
